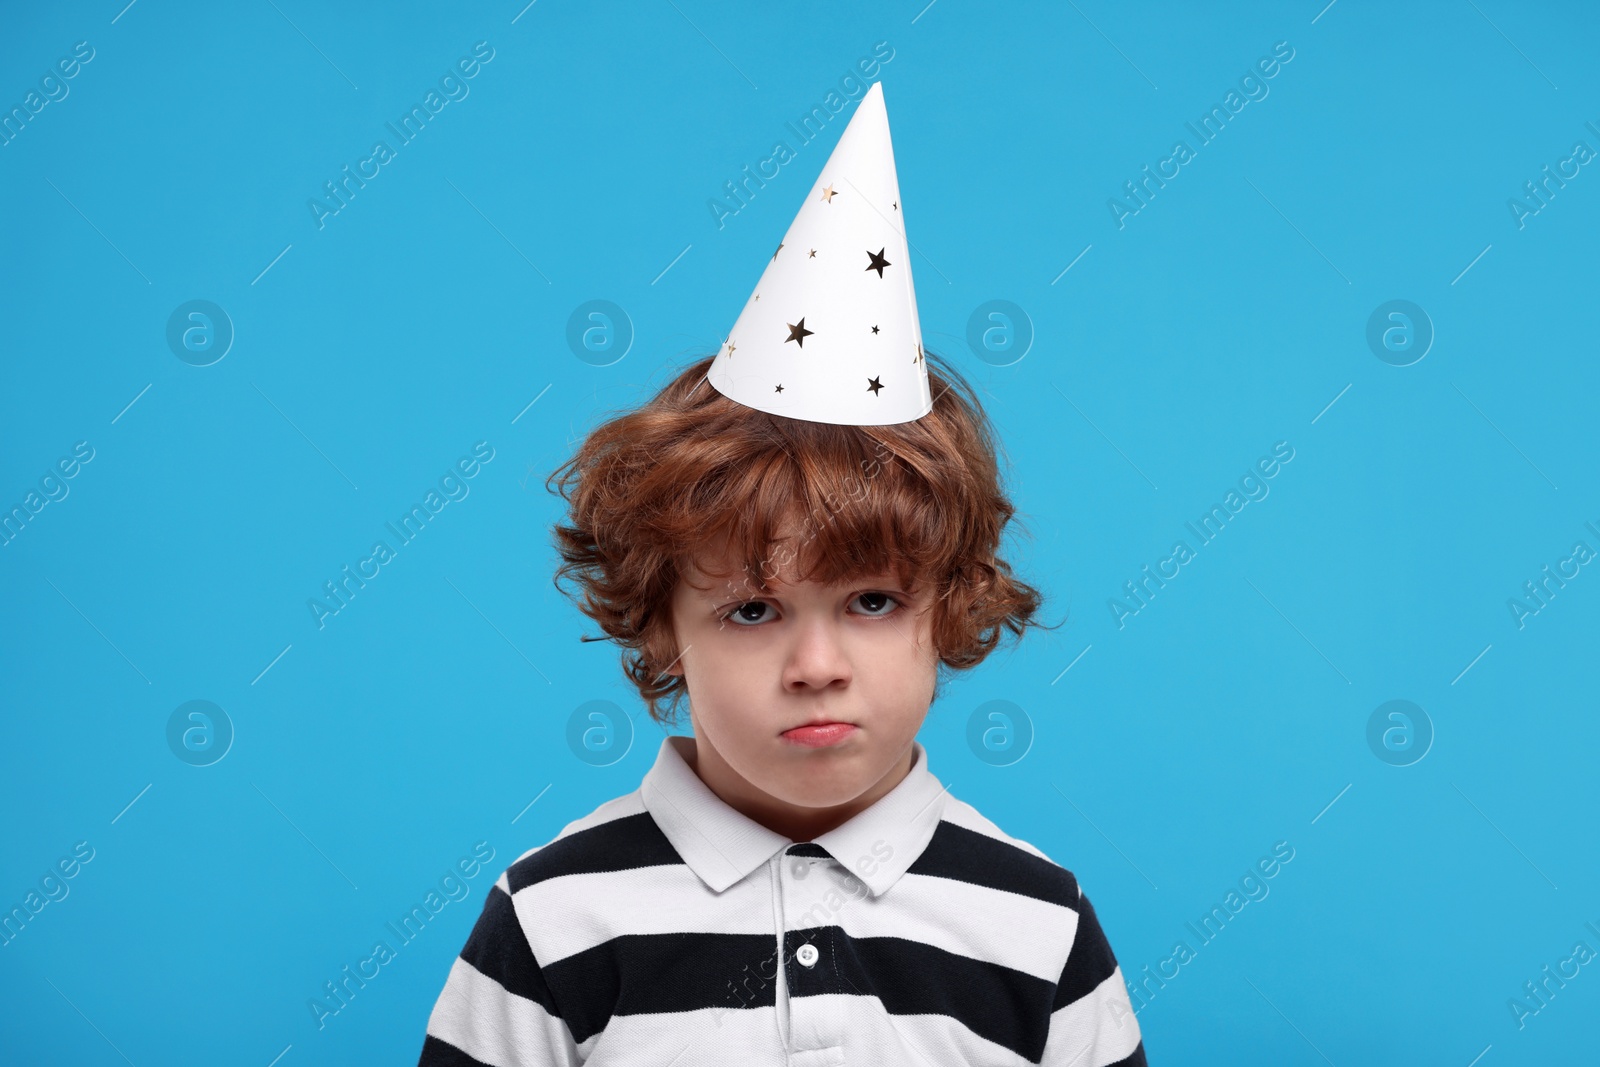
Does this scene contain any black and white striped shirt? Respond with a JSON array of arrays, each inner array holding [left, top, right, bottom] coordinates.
[[419, 735, 1147, 1066]]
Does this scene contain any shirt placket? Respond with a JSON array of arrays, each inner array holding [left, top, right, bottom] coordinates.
[[777, 844, 847, 1067]]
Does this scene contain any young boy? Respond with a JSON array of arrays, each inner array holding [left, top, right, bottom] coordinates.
[[417, 82, 1146, 1067]]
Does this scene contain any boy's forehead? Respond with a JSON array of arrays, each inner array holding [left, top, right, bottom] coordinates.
[[681, 537, 904, 598], [681, 521, 798, 585]]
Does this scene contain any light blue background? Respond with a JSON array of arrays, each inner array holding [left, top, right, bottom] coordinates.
[[3, 1, 1597, 1063]]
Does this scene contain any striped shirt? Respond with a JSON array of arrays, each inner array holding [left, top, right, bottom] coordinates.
[[419, 734, 1147, 1066]]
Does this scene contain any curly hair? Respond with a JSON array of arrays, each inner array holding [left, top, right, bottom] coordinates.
[[546, 350, 1054, 726]]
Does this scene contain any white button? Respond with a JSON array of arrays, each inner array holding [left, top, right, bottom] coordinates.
[[796, 943, 819, 967]]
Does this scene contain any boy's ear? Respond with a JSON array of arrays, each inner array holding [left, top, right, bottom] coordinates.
[[661, 645, 685, 677]]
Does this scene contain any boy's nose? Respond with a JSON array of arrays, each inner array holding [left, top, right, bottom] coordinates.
[[781, 616, 852, 691]]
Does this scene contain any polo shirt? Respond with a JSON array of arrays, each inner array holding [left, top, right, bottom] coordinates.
[[419, 734, 1147, 1066]]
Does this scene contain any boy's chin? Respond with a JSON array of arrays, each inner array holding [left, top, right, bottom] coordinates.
[[762, 754, 881, 806]]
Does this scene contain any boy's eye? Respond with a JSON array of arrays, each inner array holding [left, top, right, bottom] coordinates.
[[724, 601, 772, 626], [719, 592, 902, 626], [854, 592, 898, 616]]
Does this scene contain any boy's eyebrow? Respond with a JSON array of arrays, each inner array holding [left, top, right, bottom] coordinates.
[[707, 574, 915, 603]]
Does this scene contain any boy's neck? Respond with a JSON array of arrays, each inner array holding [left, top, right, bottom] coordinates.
[[681, 735, 915, 843]]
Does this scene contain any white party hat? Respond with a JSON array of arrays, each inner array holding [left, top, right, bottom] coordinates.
[[707, 81, 931, 426]]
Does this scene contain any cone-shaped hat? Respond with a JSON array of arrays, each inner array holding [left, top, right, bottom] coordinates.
[[707, 81, 931, 425]]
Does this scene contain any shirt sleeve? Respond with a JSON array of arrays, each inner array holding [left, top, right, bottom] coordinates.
[[417, 880, 583, 1067], [1039, 886, 1148, 1066]]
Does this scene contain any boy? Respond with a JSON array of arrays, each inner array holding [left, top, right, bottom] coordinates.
[[418, 82, 1146, 1066]]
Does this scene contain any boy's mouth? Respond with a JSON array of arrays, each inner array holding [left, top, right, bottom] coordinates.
[[780, 722, 858, 748]]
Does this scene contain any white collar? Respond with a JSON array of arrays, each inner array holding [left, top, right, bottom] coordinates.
[[639, 733, 949, 898]]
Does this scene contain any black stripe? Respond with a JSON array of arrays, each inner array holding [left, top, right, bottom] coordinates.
[[416, 1034, 493, 1067], [544, 931, 782, 1044], [786, 842, 831, 858], [506, 812, 683, 892], [909, 821, 1081, 909], [1052, 892, 1120, 1012], [785, 927, 1055, 1062], [454, 913, 1115, 1062], [456, 886, 562, 1018]]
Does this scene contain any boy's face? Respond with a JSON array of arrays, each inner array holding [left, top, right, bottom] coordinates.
[[663, 530, 939, 840]]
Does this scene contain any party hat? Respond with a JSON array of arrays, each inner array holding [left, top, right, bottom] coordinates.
[[706, 81, 931, 425]]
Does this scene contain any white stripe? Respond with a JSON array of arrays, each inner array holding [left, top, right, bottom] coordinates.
[[786, 993, 1043, 1067], [515, 863, 773, 963], [569, 996, 1043, 1067], [581, 1004, 784, 1066], [513, 853, 1079, 982], [1040, 967, 1143, 1066], [550, 791, 647, 839], [426, 956, 581, 1067], [835, 869, 1078, 980]]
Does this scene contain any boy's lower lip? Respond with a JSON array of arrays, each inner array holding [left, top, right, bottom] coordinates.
[[780, 723, 858, 747]]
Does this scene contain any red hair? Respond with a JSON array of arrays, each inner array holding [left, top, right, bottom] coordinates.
[[546, 352, 1052, 725]]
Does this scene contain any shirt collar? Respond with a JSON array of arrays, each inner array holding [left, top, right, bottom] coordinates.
[[639, 734, 949, 899]]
